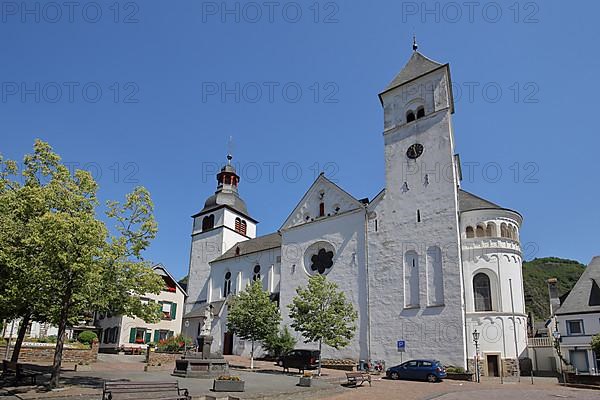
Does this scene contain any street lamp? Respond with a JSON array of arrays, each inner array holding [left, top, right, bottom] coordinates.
[[473, 329, 480, 383]]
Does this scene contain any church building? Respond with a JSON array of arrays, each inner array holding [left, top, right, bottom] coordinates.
[[183, 48, 527, 376]]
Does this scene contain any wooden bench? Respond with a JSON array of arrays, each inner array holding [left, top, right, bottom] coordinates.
[[2, 360, 51, 385], [345, 372, 371, 387], [102, 381, 191, 400]]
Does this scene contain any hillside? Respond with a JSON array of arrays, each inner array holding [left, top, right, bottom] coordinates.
[[523, 257, 586, 322]]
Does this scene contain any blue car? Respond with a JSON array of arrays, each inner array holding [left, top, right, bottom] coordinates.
[[386, 359, 446, 382]]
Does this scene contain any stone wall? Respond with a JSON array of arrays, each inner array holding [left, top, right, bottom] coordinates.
[[146, 350, 180, 367], [0, 341, 99, 364], [467, 357, 519, 377]]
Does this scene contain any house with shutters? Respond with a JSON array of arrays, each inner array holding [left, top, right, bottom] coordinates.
[[95, 264, 186, 352]]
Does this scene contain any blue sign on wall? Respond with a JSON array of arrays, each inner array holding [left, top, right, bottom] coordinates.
[[397, 340, 406, 352]]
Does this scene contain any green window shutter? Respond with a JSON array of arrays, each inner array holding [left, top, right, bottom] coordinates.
[[154, 330, 159, 343], [145, 331, 151, 344], [171, 302, 177, 320], [129, 328, 136, 344]]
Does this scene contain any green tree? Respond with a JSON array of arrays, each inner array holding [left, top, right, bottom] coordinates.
[[288, 274, 357, 376], [227, 280, 281, 369], [592, 333, 600, 356], [0, 140, 163, 387], [263, 325, 296, 358]]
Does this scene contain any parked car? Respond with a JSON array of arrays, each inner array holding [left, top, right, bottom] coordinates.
[[277, 349, 320, 372], [386, 359, 446, 382]]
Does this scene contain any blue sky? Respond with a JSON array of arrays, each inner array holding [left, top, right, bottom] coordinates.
[[1, 0, 599, 279]]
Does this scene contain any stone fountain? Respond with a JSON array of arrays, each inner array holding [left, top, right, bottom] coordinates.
[[173, 306, 229, 378]]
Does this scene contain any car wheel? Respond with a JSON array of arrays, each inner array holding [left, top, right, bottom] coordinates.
[[426, 374, 437, 383], [390, 371, 400, 380]]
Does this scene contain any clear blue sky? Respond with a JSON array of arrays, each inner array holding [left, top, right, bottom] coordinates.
[[2, 0, 599, 279]]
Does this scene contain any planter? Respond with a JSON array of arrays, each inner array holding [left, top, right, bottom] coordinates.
[[212, 379, 245, 392], [445, 372, 474, 381], [298, 377, 312, 387]]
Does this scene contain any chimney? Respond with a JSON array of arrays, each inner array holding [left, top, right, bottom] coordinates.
[[548, 278, 560, 315]]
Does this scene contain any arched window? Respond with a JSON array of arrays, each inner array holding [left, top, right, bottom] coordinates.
[[252, 265, 261, 281], [486, 222, 496, 237], [416, 106, 425, 119], [406, 110, 416, 123], [319, 202, 325, 217], [223, 271, 232, 297], [476, 225, 485, 237], [512, 226, 518, 240], [404, 251, 420, 307], [426, 246, 444, 305], [500, 223, 509, 238], [473, 273, 492, 311], [202, 214, 214, 231], [466, 226, 475, 238], [234, 218, 247, 235]]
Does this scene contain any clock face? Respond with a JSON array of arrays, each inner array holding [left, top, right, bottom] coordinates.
[[406, 143, 424, 159]]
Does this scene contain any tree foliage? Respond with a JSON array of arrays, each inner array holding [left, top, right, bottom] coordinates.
[[0, 140, 163, 387], [288, 274, 357, 375], [591, 334, 600, 356], [263, 325, 296, 358], [522, 257, 585, 321], [227, 280, 280, 368]]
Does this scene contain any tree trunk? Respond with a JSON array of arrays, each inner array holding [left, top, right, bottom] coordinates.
[[10, 314, 31, 362], [50, 288, 72, 388], [250, 339, 254, 370], [318, 339, 322, 376]]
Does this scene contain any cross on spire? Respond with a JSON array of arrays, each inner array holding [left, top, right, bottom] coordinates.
[[412, 34, 418, 51]]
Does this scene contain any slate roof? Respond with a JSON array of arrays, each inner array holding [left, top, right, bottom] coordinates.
[[458, 189, 501, 212], [212, 232, 281, 263], [200, 190, 249, 216], [383, 51, 444, 92], [555, 256, 600, 315]]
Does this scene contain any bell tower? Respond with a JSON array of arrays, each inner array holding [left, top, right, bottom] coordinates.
[[368, 45, 467, 368], [184, 154, 257, 332]]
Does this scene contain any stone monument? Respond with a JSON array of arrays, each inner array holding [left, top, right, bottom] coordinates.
[[173, 305, 229, 378]]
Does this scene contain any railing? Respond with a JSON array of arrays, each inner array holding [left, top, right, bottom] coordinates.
[[528, 337, 553, 347]]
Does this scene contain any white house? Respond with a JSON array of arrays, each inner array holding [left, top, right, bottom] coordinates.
[[553, 256, 600, 374], [183, 48, 528, 375], [95, 264, 187, 352]]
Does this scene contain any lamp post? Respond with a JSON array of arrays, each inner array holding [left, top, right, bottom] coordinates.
[[473, 329, 480, 383], [552, 330, 566, 384]]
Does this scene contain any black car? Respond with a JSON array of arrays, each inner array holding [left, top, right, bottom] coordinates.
[[277, 349, 320, 372]]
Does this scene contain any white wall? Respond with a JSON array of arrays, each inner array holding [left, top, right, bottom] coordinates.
[[279, 208, 368, 360], [369, 67, 466, 368], [556, 312, 600, 374]]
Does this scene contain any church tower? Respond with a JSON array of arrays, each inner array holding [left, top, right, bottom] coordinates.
[[184, 155, 257, 336], [367, 45, 467, 368]]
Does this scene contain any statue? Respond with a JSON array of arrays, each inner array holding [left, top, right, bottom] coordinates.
[[200, 305, 212, 336]]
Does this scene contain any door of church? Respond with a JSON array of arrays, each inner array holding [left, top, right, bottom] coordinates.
[[486, 355, 499, 377], [223, 332, 233, 355]]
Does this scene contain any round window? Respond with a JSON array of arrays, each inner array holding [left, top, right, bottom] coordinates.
[[303, 241, 335, 276]]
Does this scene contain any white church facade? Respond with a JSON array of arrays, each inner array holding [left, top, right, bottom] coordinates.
[[183, 49, 527, 375]]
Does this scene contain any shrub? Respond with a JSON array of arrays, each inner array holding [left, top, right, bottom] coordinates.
[[263, 326, 296, 358], [156, 334, 192, 352], [77, 330, 98, 345], [591, 333, 600, 355], [445, 366, 465, 373]]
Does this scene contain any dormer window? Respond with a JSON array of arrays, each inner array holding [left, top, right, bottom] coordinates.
[[406, 110, 416, 123], [416, 106, 425, 119]]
